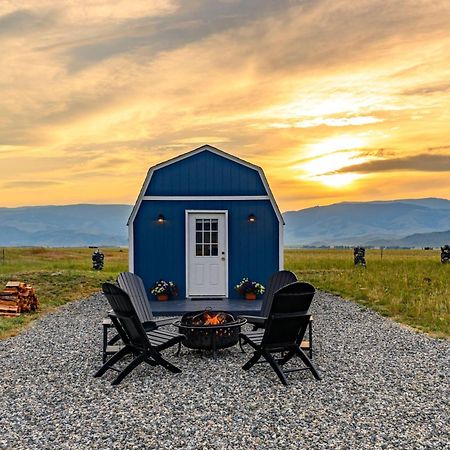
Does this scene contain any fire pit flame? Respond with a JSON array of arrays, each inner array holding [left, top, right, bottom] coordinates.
[[192, 310, 234, 327]]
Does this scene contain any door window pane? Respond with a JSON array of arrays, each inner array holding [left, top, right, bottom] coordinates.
[[194, 218, 221, 257]]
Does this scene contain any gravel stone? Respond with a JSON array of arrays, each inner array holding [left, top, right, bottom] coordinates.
[[0, 291, 448, 449]]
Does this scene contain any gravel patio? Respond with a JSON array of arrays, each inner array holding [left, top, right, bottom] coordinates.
[[0, 291, 448, 450]]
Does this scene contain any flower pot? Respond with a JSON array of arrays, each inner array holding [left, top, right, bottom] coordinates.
[[157, 294, 169, 301], [245, 292, 257, 300]]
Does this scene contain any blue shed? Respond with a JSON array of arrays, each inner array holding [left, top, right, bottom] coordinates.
[[127, 145, 284, 308]]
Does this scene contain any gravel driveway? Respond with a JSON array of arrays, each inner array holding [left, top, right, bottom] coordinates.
[[0, 292, 448, 450]]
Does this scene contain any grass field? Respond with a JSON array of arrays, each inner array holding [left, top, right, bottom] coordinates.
[[0, 247, 128, 339], [286, 248, 449, 338], [0, 247, 448, 339]]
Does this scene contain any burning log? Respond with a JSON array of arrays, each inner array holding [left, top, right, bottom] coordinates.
[[0, 281, 39, 317], [191, 310, 234, 327], [441, 245, 450, 264]]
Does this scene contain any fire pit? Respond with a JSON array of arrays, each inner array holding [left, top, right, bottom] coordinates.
[[173, 310, 247, 358]]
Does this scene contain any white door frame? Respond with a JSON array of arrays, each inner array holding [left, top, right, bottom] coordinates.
[[185, 210, 228, 298]]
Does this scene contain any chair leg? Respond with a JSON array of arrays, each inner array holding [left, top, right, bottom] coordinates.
[[294, 347, 321, 380], [108, 334, 121, 345], [278, 349, 295, 366], [102, 332, 123, 364], [309, 319, 313, 359], [175, 341, 182, 357], [263, 351, 288, 385], [102, 324, 110, 363], [242, 350, 262, 371], [238, 336, 246, 353], [112, 353, 146, 385], [151, 352, 182, 374], [144, 357, 158, 366], [94, 346, 130, 378]]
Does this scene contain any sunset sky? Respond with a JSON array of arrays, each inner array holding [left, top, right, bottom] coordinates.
[[1, 0, 450, 211]]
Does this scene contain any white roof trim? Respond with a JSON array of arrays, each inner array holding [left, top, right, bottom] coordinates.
[[142, 195, 270, 201], [127, 144, 284, 226]]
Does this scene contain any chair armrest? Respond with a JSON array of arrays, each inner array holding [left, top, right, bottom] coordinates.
[[240, 315, 267, 325], [142, 317, 175, 331], [153, 317, 176, 327]]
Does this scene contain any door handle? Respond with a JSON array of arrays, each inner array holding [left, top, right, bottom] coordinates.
[[221, 257, 226, 261]]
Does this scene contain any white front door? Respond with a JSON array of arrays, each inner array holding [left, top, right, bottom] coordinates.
[[187, 212, 227, 297]]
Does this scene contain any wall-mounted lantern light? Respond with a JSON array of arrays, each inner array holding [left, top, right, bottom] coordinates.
[[248, 214, 256, 223], [157, 214, 165, 224]]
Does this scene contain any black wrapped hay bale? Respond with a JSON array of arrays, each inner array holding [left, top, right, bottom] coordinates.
[[92, 249, 105, 270], [441, 245, 450, 264], [354, 246, 366, 266]]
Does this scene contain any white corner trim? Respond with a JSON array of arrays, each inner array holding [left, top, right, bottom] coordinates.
[[279, 221, 284, 270], [184, 210, 189, 298], [128, 222, 134, 272]]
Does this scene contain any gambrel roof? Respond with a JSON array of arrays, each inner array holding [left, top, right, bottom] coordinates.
[[128, 144, 284, 226]]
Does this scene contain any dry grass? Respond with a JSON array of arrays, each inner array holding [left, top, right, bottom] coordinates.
[[0, 247, 448, 340], [0, 247, 128, 339], [286, 248, 449, 338]]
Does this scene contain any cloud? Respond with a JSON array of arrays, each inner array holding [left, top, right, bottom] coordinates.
[[0, 9, 57, 37], [401, 83, 450, 96], [60, 0, 294, 72], [333, 154, 450, 174], [2, 180, 63, 189], [269, 116, 383, 129], [428, 145, 450, 152]]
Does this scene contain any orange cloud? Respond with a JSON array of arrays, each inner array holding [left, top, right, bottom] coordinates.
[[0, 0, 449, 209]]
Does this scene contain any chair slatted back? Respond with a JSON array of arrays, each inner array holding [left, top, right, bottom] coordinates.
[[261, 270, 298, 317], [117, 272, 154, 322], [102, 282, 151, 350], [262, 281, 315, 350]]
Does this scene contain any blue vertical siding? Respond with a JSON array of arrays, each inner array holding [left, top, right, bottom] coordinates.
[[134, 200, 279, 300], [146, 150, 267, 196]]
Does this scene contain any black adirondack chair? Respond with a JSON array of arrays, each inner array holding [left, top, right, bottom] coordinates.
[[239, 281, 321, 385], [241, 270, 298, 329], [240, 271, 315, 358], [95, 283, 185, 385], [101, 272, 174, 362]]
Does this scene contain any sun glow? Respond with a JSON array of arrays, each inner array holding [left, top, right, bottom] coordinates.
[[294, 136, 369, 188], [314, 173, 360, 188]]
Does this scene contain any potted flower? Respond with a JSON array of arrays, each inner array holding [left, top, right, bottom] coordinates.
[[150, 280, 178, 301], [235, 277, 265, 300]]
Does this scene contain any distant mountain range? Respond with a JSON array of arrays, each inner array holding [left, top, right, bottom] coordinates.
[[284, 198, 450, 247], [0, 204, 132, 247], [0, 198, 449, 248], [365, 229, 450, 248]]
